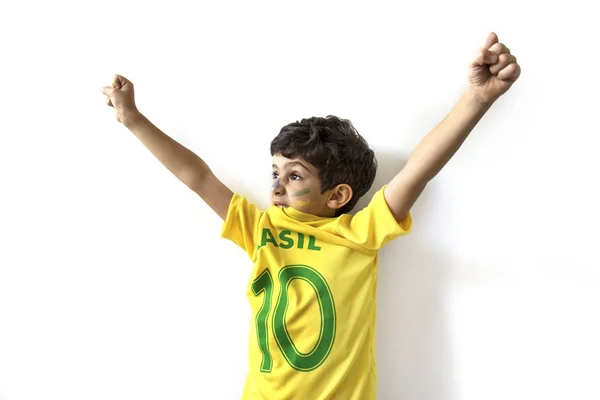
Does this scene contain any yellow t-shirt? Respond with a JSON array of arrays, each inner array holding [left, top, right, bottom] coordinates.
[[221, 186, 412, 400]]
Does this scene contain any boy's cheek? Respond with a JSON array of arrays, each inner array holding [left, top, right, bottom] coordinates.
[[291, 199, 313, 208]]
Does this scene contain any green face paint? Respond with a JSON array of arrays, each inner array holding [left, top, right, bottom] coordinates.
[[292, 188, 310, 197]]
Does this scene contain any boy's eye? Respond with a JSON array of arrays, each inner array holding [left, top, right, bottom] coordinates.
[[290, 173, 301, 180], [271, 171, 279, 179]]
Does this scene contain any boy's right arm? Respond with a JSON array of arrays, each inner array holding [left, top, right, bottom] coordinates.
[[102, 74, 233, 221]]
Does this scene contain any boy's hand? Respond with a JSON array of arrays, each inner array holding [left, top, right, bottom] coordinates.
[[101, 74, 139, 125], [467, 32, 521, 105]]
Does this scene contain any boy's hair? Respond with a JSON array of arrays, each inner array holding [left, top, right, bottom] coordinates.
[[270, 115, 377, 216]]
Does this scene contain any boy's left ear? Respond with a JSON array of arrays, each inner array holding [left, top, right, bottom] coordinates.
[[326, 184, 353, 210]]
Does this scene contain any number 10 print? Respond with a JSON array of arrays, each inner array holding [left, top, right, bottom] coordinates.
[[251, 265, 337, 372]]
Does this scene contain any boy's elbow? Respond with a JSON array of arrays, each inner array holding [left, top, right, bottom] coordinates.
[[179, 159, 211, 193]]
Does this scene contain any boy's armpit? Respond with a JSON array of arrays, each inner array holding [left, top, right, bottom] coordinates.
[[384, 170, 426, 224], [192, 172, 234, 221]]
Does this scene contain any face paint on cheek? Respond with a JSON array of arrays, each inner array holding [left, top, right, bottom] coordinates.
[[291, 188, 310, 197], [290, 199, 313, 209]]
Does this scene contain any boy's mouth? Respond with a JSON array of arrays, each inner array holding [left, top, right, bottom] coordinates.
[[274, 202, 288, 208]]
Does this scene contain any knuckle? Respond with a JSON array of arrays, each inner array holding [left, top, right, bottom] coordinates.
[[499, 53, 511, 62]]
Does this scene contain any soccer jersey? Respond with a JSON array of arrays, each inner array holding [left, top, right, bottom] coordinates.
[[221, 186, 412, 400]]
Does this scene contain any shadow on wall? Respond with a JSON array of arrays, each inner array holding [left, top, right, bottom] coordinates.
[[354, 149, 457, 400]]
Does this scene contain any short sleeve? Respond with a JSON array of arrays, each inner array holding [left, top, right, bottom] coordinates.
[[335, 185, 412, 251], [220, 193, 263, 259]]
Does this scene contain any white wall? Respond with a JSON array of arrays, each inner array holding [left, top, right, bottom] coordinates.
[[1, 1, 598, 399]]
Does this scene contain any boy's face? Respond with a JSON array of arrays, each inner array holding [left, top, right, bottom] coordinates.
[[271, 154, 338, 217]]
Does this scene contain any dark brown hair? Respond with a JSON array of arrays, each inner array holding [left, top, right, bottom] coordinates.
[[270, 115, 377, 215]]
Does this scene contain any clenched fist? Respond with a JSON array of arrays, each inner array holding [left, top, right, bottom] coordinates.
[[467, 32, 521, 105], [101, 74, 139, 125]]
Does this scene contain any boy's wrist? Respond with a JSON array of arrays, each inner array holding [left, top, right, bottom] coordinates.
[[464, 86, 497, 110], [122, 108, 144, 128]]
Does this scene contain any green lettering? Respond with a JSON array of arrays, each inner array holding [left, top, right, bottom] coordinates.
[[297, 233, 305, 249], [308, 235, 321, 251], [273, 265, 336, 371], [251, 269, 274, 372], [261, 228, 279, 247], [252, 265, 337, 373], [279, 230, 294, 249]]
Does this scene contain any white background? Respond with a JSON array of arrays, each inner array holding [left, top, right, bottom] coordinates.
[[1, 1, 598, 399]]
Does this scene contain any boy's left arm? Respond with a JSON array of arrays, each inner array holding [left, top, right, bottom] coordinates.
[[385, 32, 521, 223]]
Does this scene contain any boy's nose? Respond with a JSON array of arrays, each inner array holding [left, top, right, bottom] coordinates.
[[272, 178, 284, 195]]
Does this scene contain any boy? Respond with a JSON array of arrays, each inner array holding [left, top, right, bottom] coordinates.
[[101, 32, 520, 399]]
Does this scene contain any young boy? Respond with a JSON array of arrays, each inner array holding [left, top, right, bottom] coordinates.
[[101, 32, 520, 399]]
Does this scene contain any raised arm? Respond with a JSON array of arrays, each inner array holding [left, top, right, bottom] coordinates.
[[101, 75, 233, 220], [384, 32, 521, 223]]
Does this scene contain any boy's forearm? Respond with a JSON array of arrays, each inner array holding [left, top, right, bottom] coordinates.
[[123, 111, 210, 188], [405, 89, 494, 185]]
